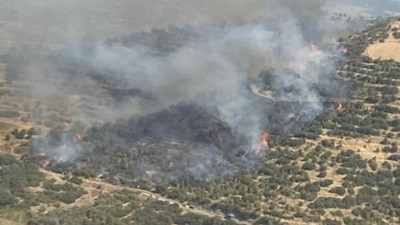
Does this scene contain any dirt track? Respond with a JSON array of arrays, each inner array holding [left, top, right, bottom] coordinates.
[[39, 169, 250, 225]]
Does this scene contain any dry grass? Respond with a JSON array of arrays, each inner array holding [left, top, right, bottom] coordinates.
[[365, 20, 400, 62], [0, 218, 23, 225]]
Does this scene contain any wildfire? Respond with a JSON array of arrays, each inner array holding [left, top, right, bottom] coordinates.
[[310, 41, 319, 52], [339, 46, 348, 54], [336, 102, 344, 112], [261, 131, 269, 147], [256, 131, 269, 158], [42, 159, 51, 168], [75, 132, 85, 141]]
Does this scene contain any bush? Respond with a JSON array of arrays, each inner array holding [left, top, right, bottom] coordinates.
[[69, 176, 83, 185], [321, 140, 335, 148], [0, 110, 20, 118], [318, 180, 333, 187], [382, 161, 392, 170], [368, 160, 377, 171], [329, 187, 346, 196], [302, 183, 320, 193], [0, 188, 14, 207], [336, 168, 349, 175], [342, 196, 356, 208], [388, 155, 400, 162], [0, 154, 18, 165], [276, 157, 290, 165], [375, 104, 400, 114], [343, 217, 366, 225], [302, 162, 316, 171], [317, 171, 327, 178], [323, 219, 342, 225], [380, 137, 390, 145]]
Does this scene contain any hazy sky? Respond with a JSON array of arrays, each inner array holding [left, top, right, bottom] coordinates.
[[0, 0, 398, 46], [328, 0, 400, 16]]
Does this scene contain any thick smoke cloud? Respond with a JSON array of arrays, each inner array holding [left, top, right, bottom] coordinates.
[[16, 0, 349, 181], [58, 21, 336, 147]]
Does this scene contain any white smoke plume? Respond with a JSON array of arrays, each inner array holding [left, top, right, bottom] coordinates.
[[60, 18, 341, 144], [11, 0, 352, 181]]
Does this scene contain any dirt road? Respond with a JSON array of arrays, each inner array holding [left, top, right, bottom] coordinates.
[[39, 169, 251, 224]]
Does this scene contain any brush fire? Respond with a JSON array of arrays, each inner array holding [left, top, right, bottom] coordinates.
[[336, 101, 345, 112], [256, 131, 269, 158], [339, 46, 348, 54], [74, 132, 85, 141], [41, 158, 51, 168], [310, 41, 319, 52], [23, 0, 353, 184]]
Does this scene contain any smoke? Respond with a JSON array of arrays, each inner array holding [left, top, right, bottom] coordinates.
[[60, 19, 340, 144], [14, 0, 351, 181]]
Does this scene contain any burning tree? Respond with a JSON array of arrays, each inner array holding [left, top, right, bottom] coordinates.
[[336, 102, 345, 112], [256, 131, 269, 158]]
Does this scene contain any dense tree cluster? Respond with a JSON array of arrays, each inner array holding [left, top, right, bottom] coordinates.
[[0, 154, 44, 209]]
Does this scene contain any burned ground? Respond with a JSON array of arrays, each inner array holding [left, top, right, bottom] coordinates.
[[25, 17, 400, 225], [0, 12, 399, 225], [29, 79, 351, 185], [30, 102, 252, 183]]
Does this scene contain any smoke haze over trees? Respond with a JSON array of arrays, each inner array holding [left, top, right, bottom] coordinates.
[[7, 0, 356, 181]]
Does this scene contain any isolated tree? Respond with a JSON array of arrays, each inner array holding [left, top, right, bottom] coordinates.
[[0, 188, 14, 207]]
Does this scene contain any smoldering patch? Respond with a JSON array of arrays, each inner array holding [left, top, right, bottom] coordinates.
[[20, 0, 354, 184]]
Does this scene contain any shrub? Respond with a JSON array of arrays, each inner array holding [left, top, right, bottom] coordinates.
[[323, 219, 342, 225], [382, 144, 397, 153], [380, 137, 390, 145], [302, 162, 316, 171], [276, 157, 290, 165], [368, 160, 377, 171], [0, 154, 18, 165], [318, 180, 333, 187], [382, 161, 392, 170], [69, 176, 83, 185], [321, 140, 335, 148], [388, 155, 400, 161], [336, 168, 349, 175], [0, 110, 20, 118], [329, 187, 346, 196], [317, 171, 327, 178], [0, 188, 14, 207], [302, 183, 320, 193]]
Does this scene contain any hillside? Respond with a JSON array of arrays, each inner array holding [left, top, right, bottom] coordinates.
[[0, 17, 399, 225], [365, 18, 400, 62]]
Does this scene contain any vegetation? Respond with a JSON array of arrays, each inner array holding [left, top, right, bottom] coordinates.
[[1, 16, 400, 225], [28, 190, 237, 225]]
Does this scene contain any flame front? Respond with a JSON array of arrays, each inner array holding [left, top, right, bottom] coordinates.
[[75, 133, 85, 141], [339, 46, 348, 54], [256, 131, 269, 158], [261, 131, 269, 148], [310, 41, 319, 52], [336, 102, 344, 112], [42, 159, 51, 168]]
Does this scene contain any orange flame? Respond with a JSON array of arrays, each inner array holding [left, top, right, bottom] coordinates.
[[336, 102, 344, 112], [310, 41, 319, 52], [339, 46, 348, 54], [75, 133, 85, 141], [261, 131, 269, 148], [256, 131, 269, 158], [42, 159, 51, 168]]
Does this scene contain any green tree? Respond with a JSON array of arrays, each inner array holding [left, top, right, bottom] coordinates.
[[0, 188, 14, 207]]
